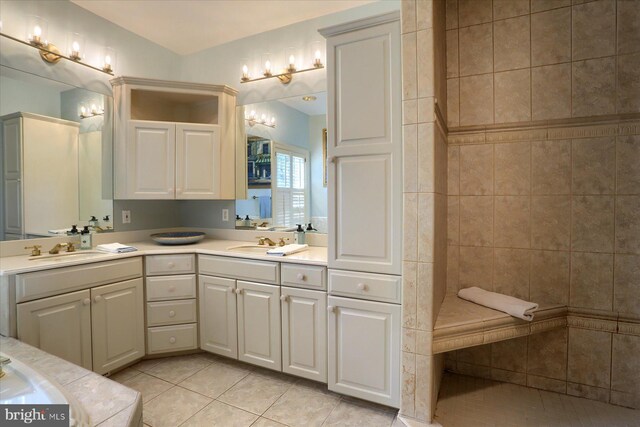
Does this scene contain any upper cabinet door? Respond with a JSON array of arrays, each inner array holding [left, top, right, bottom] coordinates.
[[327, 20, 401, 157], [3, 118, 23, 235], [176, 124, 221, 199], [127, 120, 175, 199]]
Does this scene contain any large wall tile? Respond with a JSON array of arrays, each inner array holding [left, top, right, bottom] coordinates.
[[404, 193, 418, 262], [527, 328, 568, 380], [403, 262, 418, 329], [458, 0, 492, 27], [447, 145, 460, 195], [494, 16, 531, 72], [417, 30, 434, 98], [494, 196, 530, 248], [459, 246, 493, 289], [459, 23, 493, 76], [531, 196, 571, 250], [572, 57, 616, 117], [493, 0, 529, 20], [531, 63, 572, 120], [402, 32, 418, 100], [530, 0, 571, 13], [615, 195, 640, 254], [416, 0, 433, 30], [447, 78, 460, 127], [567, 328, 612, 388], [416, 262, 434, 330], [460, 74, 494, 126], [611, 334, 640, 395], [530, 250, 570, 305], [447, 245, 460, 293], [418, 123, 435, 192], [613, 254, 640, 316], [572, 137, 615, 195], [418, 193, 435, 262], [494, 69, 531, 123], [401, 0, 417, 34], [491, 337, 527, 372], [617, 53, 640, 114], [403, 125, 418, 192], [531, 140, 571, 195], [493, 248, 530, 300], [495, 141, 530, 195], [617, 135, 640, 195], [617, 0, 640, 55], [459, 196, 493, 247], [572, 195, 614, 252], [531, 7, 571, 66], [569, 252, 613, 311], [457, 344, 491, 366], [566, 382, 610, 404], [446, 29, 459, 78], [459, 144, 494, 195], [447, 196, 459, 245], [445, 0, 458, 30], [572, 0, 616, 61]]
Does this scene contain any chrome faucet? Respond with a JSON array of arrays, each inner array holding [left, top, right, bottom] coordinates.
[[257, 237, 277, 246], [0, 356, 11, 379]]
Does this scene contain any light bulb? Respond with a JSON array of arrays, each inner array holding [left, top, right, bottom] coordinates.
[[270, 117, 276, 125], [80, 106, 87, 117], [261, 114, 267, 123], [265, 60, 271, 73], [289, 55, 295, 65], [72, 41, 80, 51], [33, 25, 42, 37], [314, 49, 322, 67], [91, 104, 98, 114], [105, 55, 111, 65], [242, 65, 248, 75], [250, 110, 256, 119]]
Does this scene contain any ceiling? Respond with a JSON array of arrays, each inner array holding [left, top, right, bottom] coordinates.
[[71, 0, 376, 55], [278, 92, 327, 116]]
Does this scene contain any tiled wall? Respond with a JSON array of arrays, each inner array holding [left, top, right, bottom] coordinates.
[[446, 0, 640, 127], [445, 0, 640, 409]]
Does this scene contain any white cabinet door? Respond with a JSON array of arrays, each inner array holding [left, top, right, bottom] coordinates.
[[199, 275, 238, 358], [16, 289, 92, 370], [237, 281, 281, 370], [281, 287, 327, 382], [91, 278, 145, 375], [3, 117, 23, 235], [127, 120, 175, 199], [176, 124, 220, 199], [327, 296, 400, 408]]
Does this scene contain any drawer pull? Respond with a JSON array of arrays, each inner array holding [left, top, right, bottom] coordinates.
[[296, 273, 306, 281], [327, 305, 335, 313], [82, 298, 91, 306], [168, 310, 176, 318], [169, 336, 176, 344], [234, 288, 243, 295], [280, 295, 288, 302], [93, 295, 103, 303], [357, 283, 367, 291]]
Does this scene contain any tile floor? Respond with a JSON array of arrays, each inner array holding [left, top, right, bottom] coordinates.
[[111, 354, 640, 427], [109, 353, 398, 427], [434, 373, 640, 427]]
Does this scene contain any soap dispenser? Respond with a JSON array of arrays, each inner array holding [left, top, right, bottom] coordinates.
[[80, 226, 92, 249], [68, 225, 79, 235], [243, 215, 251, 227], [89, 216, 98, 228], [294, 224, 306, 244]]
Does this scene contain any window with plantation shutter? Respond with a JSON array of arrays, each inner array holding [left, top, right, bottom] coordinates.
[[272, 145, 308, 228]]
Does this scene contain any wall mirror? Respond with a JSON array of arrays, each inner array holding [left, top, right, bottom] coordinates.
[[0, 65, 114, 241], [236, 92, 327, 234]]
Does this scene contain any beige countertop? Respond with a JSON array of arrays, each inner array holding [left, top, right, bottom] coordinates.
[[0, 336, 142, 426], [0, 238, 328, 276]]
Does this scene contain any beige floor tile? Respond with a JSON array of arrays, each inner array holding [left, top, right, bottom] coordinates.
[[323, 401, 395, 427], [144, 354, 212, 384], [132, 358, 163, 372], [263, 384, 340, 426], [122, 372, 173, 403], [251, 418, 288, 427], [181, 401, 258, 427], [108, 366, 141, 383], [143, 386, 211, 427], [179, 361, 250, 399], [218, 373, 294, 415]]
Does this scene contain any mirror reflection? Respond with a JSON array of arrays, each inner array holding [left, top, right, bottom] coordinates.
[[236, 92, 327, 233], [0, 65, 113, 241]]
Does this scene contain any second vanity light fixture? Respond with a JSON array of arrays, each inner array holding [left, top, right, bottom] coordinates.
[[241, 46, 323, 85], [245, 110, 276, 128], [79, 104, 104, 119]]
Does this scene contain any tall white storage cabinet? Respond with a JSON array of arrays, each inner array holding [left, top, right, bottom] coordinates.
[[321, 12, 402, 408], [111, 77, 237, 200]]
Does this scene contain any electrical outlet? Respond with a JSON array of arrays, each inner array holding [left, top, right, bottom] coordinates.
[[222, 209, 229, 222], [122, 210, 131, 224]]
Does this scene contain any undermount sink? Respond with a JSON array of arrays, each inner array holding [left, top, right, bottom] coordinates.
[[29, 250, 104, 261], [226, 244, 271, 254]]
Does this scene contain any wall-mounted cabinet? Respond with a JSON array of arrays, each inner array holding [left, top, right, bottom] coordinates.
[[111, 77, 238, 200]]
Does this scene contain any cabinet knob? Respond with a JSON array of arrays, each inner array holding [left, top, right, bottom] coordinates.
[[93, 295, 103, 303], [168, 285, 176, 292], [169, 337, 176, 344], [168, 310, 176, 318], [327, 305, 335, 313], [280, 295, 288, 302], [296, 273, 306, 281], [167, 262, 175, 268], [82, 298, 91, 306], [357, 283, 367, 291], [234, 288, 242, 295]]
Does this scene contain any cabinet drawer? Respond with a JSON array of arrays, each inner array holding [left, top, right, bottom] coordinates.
[[147, 323, 197, 354], [146, 275, 196, 301], [328, 269, 401, 304], [147, 299, 197, 327], [146, 254, 195, 276], [16, 258, 143, 303], [281, 264, 326, 290], [199, 255, 279, 284]]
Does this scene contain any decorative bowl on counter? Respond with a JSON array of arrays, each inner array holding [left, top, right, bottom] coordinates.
[[150, 231, 205, 245]]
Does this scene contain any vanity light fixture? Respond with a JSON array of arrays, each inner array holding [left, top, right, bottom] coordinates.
[[245, 110, 276, 128], [79, 104, 104, 119], [240, 48, 323, 85]]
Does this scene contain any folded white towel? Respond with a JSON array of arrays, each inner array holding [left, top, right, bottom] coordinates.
[[48, 228, 71, 235], [266, 244, 308, 256], [457, 287, 539, 321], [96, 243, 137, 253]]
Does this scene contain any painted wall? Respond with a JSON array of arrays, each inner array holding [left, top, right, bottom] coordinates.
[[0, 75, 61, 117]]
